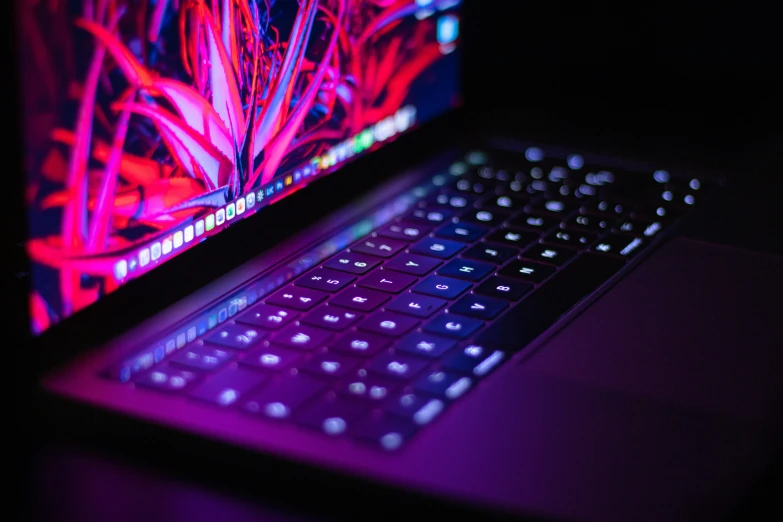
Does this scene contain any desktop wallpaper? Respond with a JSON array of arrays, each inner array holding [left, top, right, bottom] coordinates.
[[21, 0, 461, 334]]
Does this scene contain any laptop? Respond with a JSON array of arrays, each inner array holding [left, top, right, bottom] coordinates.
[[18, 1, 782, 521]]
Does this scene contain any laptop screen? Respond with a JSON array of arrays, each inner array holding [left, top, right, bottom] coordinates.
[[21, 0, 462, 335]]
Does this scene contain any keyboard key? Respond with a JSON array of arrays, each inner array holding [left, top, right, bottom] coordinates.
[[563, 213, 615, 233], [266, 286, 328, 311], [424, 314, 483, 340], [485, 229, 539, 248], [296, 268, 356, 292], [580, 199, 627, 218], [188, 366, 268, 406], [462, 243, 518, 264], [350, 237, 406, 258], [244, 374, 328, 419], [338, 370, 400, 401], [409, 237, 465, 259], [475, 253, 626, 350], [323, 251, 381, 274], [483, 193, 530, 212], [330, 287, 390, 312], [383, 391, 444, 426], [614, 217, 658, 235], [358, 269, 418, 293], [474, 276, 533, 301], [358, 311, 419, 337], [269, 324, 333, 351], [301, 305, 361, 331], [386, 293, 447, 318], [633, 204, 677, 222], [384, 253, 441, 276], [522, 243, 577, 266], [434, 221, 488, 242], [527, 198, 577, 216], [368, 352, 429, 380], [620, 219, 665, 239], [203, 323, 265, 349], [300, 352, 361, 378], [414, 370, 473, 400], [460, 208, 512, 227], [454, 177, 492, 195], [592, 234, 646, 258], [499, 259, 556, 283], [425, 192, 480, 210], [136, 364, 200, 393], [442, 345, 507, 377], [330, 330, 391, 357], [395, 332, 456, 359], [170, 344, 234, 371], [508, 213, 561, 232], [236, 303, 298, 330], [524, 178, 552, 195], [543, 229, 598, 249], [449, 294, 508, 319], [404, 207, 454, 225], [377, 222, 431, 241], [413, 275, 472, 299], [294, 395, 369, 436], [240, 345, 302, 371], [352, 413, 418, 451], [437, 259, 495, 281]]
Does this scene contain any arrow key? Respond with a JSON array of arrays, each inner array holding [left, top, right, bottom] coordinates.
[[449, 294, 508, 320]]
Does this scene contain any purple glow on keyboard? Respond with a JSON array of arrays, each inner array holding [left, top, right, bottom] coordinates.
[[97, 144, 674, 454], [105, 180, 437, 382]]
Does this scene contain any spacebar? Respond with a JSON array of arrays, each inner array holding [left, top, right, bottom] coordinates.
[[475, 253, 626, 351]]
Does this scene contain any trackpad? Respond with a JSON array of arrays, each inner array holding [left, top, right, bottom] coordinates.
[[523, 237, 783, 423]]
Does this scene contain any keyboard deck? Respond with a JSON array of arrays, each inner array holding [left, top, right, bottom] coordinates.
[[107, 147, 706, 451]]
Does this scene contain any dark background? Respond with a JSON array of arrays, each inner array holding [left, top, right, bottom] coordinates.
[[460, 2, 782, 186], [464, 2, 781, 140], [15, 1, 782, 521]]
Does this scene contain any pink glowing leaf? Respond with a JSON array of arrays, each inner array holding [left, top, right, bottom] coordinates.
[[148, 0, 170, 42], [86, 102, 132, 252], [257, 0, 345, 184], [201, 4, 245, 143], [52, 129, 173, 185], [60, 9, 124, 316], [76, 18, 154, 86], [30, 291, 55, 335], [252, 0, 318, 159], [357, 0, 418, 46], [118, 102, 232, 190], [221, 0, 239, 81], [151, 78, 234, 161], [106, 177, 209, 221]]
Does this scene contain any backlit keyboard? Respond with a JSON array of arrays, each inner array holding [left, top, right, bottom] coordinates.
[[108, 146, 706, 451]]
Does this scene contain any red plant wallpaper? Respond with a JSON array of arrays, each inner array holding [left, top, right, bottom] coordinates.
[[21, 0, 461, 334]]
